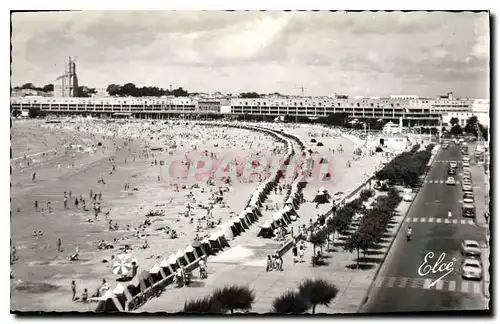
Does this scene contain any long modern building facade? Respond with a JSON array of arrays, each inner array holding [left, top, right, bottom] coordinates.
[[10, 95, 487, 125]]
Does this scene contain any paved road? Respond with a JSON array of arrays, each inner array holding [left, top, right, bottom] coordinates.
[[360, 144, 489, 313]]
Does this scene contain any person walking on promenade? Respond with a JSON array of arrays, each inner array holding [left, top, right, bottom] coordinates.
[[266, 255, 272, 272], [276, 254, 283, 271], [292, 244, 298, 263], [71, 280, 76, 301], [11, 245, 18, 263], [57, 238, 63, 252], [47, 200, 53, 214], [299, 244, 305, 263], [34, 200, 38, 212]]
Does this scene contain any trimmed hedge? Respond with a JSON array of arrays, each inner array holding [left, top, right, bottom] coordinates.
[[375, 144, 435, 187]]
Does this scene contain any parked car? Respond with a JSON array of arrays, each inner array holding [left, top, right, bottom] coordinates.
[[463, 197, 475, 204], [446, 177, 456, 185], [462, 203, 476, 218], [463, 192, 474, 200], [461, 240, 481, 257], [462, 184, 473, 192], [463, 161, 470, 167], [462, 179, 472, 187], [463, 156, 470, 162], [461, 258, 482, 280]]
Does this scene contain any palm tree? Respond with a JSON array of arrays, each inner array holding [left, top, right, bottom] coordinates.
[[211, 285, 255, 314], [271, 290, 309, 314], [183, 295, 223, 313], [298, 279, 339, 314]]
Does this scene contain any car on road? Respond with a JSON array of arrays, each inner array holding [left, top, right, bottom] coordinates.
[[461, 258, 482, 280], [442, 143, 449, 149], [450, 161, 458, 168], [461, 240, 481, 257], [462, 181, 472, 189], [462, 203, 476, 218], [463, 192, 474, 200], [446, 177, 456, 185], [463, 197, 475, 204], [463, 161, 470, 167], [462, 184, 473, 192], [448, 168, 456, 175]]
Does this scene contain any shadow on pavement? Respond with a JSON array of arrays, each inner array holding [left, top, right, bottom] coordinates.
[[345, 263, 375, 270]]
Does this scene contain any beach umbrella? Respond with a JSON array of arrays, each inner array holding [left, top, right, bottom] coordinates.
[[113, 257, 133, 276]]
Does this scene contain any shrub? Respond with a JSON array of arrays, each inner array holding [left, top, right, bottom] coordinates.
[[211, 285, 255, 314], [183, 296, 223, 313], [271, 291, 308, 314], [298, 279, 339, 314], [359, 189, 375, 201]]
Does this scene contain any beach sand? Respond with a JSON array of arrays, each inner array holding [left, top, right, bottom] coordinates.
[[10, 120, 393, 312], [10, 120, 285, 311]]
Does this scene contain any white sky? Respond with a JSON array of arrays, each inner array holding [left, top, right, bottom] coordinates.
[[11, 11, 490, 97]]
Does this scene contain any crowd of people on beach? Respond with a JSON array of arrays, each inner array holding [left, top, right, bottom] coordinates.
[[11, 118, 405, 311], [12, 119, 291, 302]]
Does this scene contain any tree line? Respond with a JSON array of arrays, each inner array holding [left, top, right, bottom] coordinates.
[[375, 144, 435, 187], [13, 82, 97, 97], [448, 116, 488, 140], [13, 83, 54, 93], [304, 143, 435, 270], [105, 83, 189, 97]]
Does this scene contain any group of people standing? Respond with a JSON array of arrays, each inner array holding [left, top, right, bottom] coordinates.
[[266, 253, 284, 272]]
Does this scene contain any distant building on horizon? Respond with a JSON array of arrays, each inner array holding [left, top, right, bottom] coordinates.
[[390, 95, 419, 100]]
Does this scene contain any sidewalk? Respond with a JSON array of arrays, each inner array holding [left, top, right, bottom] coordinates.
[[469, 160, 490, 300], [136, 182, 412, 313]]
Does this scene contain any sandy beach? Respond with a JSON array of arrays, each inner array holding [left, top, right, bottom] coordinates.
[[10, 118, 399, 312], [10, 119, 286, 311]]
